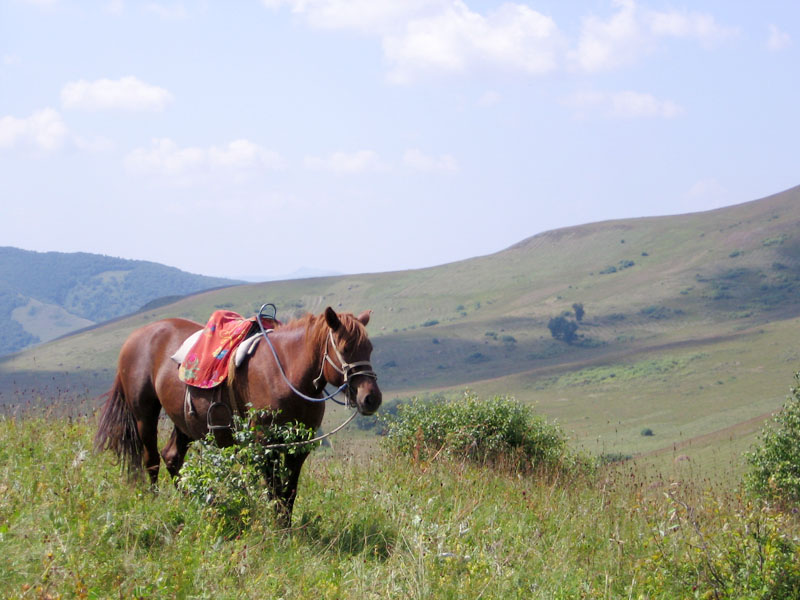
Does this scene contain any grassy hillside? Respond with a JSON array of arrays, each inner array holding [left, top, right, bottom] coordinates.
[[0, 247, 240, 355], [2, 185, 800, 461]]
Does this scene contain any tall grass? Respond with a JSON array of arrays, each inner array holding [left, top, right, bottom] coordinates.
[[1, 411, 799, 599]]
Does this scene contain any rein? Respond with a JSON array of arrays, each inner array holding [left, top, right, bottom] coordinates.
[[259, 410, 358, 450], [255, 311, 348, 405]]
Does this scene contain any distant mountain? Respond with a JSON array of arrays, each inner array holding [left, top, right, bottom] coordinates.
[[0, 248, 241, 355]]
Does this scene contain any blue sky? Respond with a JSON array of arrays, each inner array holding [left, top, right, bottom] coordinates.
[[1, 0, 797, 280]]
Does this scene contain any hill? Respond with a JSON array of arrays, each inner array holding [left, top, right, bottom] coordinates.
[[0, 247, 240, 355], [2, 184, 800, 461]]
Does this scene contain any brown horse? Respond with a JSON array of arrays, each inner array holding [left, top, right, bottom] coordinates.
[[95, 306, 381, 525]]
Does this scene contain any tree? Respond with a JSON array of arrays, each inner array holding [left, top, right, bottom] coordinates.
[[548, 315, 579, 344], [572, 303, 585, 322]]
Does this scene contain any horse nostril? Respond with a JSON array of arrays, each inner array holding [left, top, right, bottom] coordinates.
[[361, 392, 381, 413]]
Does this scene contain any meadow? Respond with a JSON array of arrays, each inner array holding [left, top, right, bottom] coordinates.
[[2, 403, 799, 599]]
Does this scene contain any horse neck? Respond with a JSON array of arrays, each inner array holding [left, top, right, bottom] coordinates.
[[258, 314, 328, 393]]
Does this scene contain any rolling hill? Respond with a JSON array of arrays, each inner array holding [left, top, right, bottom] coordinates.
[[2, 184, 800, 463], [0, 247, 240, 355]]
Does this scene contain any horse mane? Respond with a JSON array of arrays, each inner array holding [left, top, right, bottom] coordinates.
[[276, 311, 368, 349]]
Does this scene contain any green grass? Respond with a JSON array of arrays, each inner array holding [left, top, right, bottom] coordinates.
[[2, 411, 800, 599]]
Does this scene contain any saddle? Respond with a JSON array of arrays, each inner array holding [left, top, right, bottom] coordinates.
[[171, 309, 281, 388], [170, 307, 281, 434]]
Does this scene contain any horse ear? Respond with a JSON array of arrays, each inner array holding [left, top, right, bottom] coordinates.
[[356, 310, 371, 326], [324, 306, 341, 330]]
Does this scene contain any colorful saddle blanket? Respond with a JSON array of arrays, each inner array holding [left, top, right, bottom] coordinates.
[[177, 309, 281, 388]]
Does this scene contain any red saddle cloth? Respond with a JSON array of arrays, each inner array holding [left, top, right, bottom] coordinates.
[[178, 310, 280, 388]]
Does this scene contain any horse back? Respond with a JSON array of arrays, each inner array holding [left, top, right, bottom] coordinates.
[[117, 318, 202, 408]]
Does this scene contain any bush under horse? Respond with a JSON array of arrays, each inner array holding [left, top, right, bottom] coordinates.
[[95, 306, 382, 526]]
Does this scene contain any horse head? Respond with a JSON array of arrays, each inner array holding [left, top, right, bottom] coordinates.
[[322, 306, 382, 415]]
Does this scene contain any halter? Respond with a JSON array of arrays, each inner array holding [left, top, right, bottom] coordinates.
[[313, 329, 378, 392]]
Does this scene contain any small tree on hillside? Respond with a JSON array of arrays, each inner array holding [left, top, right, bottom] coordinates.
[[548, 315, 579, 344], [572, 303, 585, 322]]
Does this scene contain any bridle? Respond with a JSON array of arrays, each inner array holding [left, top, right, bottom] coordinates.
[[312, 329, 378, 396]]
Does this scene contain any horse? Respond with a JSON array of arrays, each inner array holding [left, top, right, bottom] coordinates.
[[94, 306, 382, 526]]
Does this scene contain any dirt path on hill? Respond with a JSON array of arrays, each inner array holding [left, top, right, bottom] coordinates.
[[641, 409, 778, 458]]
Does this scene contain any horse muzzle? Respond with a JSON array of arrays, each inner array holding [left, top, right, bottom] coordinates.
[[351, 377, 382, 416]]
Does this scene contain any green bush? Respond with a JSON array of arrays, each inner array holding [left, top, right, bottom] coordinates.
[[745, 373, 800, 504], [635, 492, 800, 598], [178, 410, 317, 535], [381, 391, 577, 472]]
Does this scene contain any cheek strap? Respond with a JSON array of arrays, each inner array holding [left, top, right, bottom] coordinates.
[[313, 330, 378, 390]]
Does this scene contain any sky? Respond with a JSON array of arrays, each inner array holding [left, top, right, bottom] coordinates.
[[1, 0, 798, 280]]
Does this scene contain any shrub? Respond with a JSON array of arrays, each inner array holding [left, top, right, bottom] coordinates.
[[636, 491, 800, 598], [465, 352, 489, 364], [381, 391, 577, 473], [641, 428, 654, 437], [178, 410, 317, 535], [548, 315, 579, 344], [745, 373, 800, 504]]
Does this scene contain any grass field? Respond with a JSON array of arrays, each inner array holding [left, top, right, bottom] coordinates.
[[2, 407, 799, 599]]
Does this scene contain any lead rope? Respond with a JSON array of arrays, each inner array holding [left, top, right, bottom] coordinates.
[[259, 410, 358, 450]]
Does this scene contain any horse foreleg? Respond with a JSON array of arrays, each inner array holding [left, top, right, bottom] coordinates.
[[161, 426, 192, 479], [268, 453, 309, 528]]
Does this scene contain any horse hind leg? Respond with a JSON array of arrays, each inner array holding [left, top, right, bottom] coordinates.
[[161, 425, 191, 479], [134, 404, 163, 485]]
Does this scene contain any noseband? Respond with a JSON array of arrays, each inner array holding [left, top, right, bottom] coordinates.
[[313, 329, 378, 394]]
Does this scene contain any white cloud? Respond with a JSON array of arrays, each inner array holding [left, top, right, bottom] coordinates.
[[571, 0, 644, 71], [647, 9, 737, 44], [767, 24, 791, 51], [105, 0, 124, 15], [61, 76, 173, 111], [682, 178, 729, 211], [0, 108, 67, 151], [304, 150, 384, 174], [403, 148, 458, 172], [125, 138, 284, 181], [477, 90, 501, 107], [385, 2, 561, 82], [265, 0, 561, 83], [572, 0, 737, 72], [144, 2, 188, 20], [262, 0, 436, 33], [566, 90, 684, 119]]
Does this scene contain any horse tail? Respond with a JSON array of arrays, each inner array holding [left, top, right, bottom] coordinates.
[[94, 374, 143, 474]]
